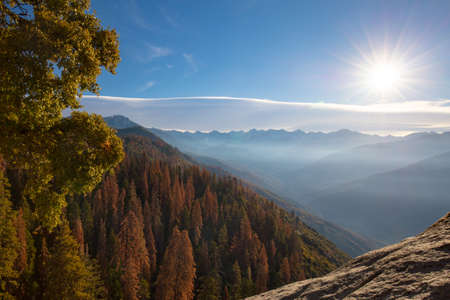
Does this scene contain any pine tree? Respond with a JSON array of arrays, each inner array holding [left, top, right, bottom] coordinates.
[[255, 245, 269, 293], [279, 257, 291, 284], [184, 175, 195, 210], [190, 200, 203, 245], [14, 209, 27, 273], [230, 261, 242, 300], [202, 187, 218, 225], [73, 217, 85, 256], [97, 219, 108, 272], [241, 266, 255, 298], [289, 251, 306, 282], [43, 222, 105, 300], [0, 169, 19, 298], [168, 176, 184, 226], [196, 274, 221, 300], [155, 227, 196, 300], [126, 182, 143, 224], [197, 241, 210, 276], [143, 201, 157, 275], [117, 211, 149, 300]]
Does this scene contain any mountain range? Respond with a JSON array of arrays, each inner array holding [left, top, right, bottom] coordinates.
[[88, 121, 350, 298], [105, 115, 384, 257], [104, 115, 450, 249], [309, 150, 450, 244]]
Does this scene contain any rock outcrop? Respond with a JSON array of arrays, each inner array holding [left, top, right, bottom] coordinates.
[[247, 212, 450, 300]]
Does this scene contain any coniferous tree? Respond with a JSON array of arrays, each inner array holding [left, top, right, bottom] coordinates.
[[191, 200, 203, 245], [126, 182, 143, 224], [196, 273, 221, 300], [14, 209, 27, 274], [230, 261, 242, 300], [73, 217, 85, 256], [0, 169, 19, 298], [97, 219, 108, 273], [44, 223, 104, 300], [255, 245, 269, 293], [202, 187, 218, 226], [279, 257, 291, 284], [143, 201, 157, 275], [117, 211, 149, 300], [155, 227, 196, 300]]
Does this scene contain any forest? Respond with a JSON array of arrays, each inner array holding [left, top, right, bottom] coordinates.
[[0, 1, 348, 299], [1, 128, 348, 299]]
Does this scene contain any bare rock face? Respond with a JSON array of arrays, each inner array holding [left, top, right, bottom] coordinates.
[[247, 212, 450, 300]]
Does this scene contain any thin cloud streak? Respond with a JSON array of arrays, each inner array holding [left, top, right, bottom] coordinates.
[[77, 95, 450, 135], [81, 95, 450, 114], [138, 81, 156, 92], [183, 53, 198, 73], [144, 43, 172, 61], [159, 6, 178, 28]]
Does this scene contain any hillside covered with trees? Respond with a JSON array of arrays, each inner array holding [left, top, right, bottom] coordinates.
[[0, 1, 348, 299], [1, 128, 349, 299]]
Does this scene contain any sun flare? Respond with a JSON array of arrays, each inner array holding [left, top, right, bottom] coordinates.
[[346, 39, 428, 101], [365, 61, 405, 93], [349, 51, 416, 100]]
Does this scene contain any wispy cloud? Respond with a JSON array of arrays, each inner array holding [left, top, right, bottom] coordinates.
[[81, 95, 450, 114], [129, 0, 154, 31], [183, 53, 198, 73], [137, 81, 156, 92], [136, 43, 172, 63], [145, 43, 172, 61], [159, 6, 178, 28], [146, 67, 161, 73]]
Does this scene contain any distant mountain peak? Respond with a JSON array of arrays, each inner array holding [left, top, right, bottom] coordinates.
[[330, 129, 362, 136], [404, 131, 439, 140], [104, 115, 141, 129]]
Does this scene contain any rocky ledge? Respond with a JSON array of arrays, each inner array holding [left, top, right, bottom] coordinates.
[[247, 212, 450, 300]]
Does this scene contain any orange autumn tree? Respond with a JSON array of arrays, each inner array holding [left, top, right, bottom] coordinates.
[[155, 227, 196, 300], [117, 210, 150, 300]]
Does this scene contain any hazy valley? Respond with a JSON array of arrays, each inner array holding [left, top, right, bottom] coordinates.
[[106, 116, 450, 248]]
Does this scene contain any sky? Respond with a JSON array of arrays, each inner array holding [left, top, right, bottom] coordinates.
[[79, 0, 450, 134]]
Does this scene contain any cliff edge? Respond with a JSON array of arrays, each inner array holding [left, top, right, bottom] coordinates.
[[247, 212, 450, 299]]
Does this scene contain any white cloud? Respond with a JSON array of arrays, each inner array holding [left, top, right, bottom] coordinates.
[[183, 53, 198, 73], [144, 43, 172, 61], [81, 95, 450, 113], [78, 95, 450, 135], [138, 81, 156, 92]]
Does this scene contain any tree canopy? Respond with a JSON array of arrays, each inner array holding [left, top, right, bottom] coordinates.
[[0, 0, 123, 229]]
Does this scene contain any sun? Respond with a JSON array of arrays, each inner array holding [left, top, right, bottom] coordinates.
[[365, 61, 405, 93], [349, 53, 412, 100], [345, 40, 426, 101]]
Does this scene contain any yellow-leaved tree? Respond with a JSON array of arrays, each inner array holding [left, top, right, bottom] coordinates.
[[0, 0, 124, 230], [1, 1, 124, 298]]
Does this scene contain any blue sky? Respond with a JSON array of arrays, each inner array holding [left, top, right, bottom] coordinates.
[[80, 0, 450, 134]]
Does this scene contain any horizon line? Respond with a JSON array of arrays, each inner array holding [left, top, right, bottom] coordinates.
[[105, 115, 445, 137]]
